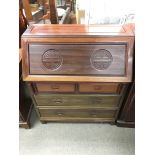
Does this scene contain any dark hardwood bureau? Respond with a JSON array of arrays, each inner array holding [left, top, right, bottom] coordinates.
[[21, 24, 134, 124]]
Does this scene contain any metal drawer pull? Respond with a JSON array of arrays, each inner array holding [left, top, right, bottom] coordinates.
[[54, 100, 63, 104], [53, 99, 63, 104], [55, 101, 62, 104], [96, 100, 103, 103], [51, 85, 60, 89], [94, 85, 102, 90], [90, 113, 97, 117], [57, 113, 64, 116], [92, 99, 103, 104]]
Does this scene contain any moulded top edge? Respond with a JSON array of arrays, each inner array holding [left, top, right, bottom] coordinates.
[[22, 24, 135, 37]]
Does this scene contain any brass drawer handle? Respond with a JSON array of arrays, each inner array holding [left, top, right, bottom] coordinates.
[[90, 113, 97, 117], [57, 112, 64, 116], [94, 85, 102, 90], [53, 99, 63, 104], [92, 99, 103, 104], [51, 85, 60, 90], [96, 100, 103, 103], [55, 101, 62, 104]]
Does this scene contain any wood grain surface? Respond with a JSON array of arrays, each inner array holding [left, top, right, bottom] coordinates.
[[21, 24, 134, 82], [23, 24, 134, 37], [35, 94, 120, 107], [79, 83, 121, 93], [38, 107, 117, 119], [29, 44, 126, 76], [36, 82, 75, 93]]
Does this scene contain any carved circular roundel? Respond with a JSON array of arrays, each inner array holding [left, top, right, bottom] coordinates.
[[90, 49, 113, 70], [42, 49, 63, 70]]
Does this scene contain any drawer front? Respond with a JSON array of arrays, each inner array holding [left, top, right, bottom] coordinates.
[[35, 94, 120, 107], [29, 44, 126, 76], [79, 83, 121, 93], [39, 108, 116, 119], [35, 82, 75, 93]]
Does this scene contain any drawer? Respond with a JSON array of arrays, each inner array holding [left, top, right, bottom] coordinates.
[[35, 94, 120, 107], [35, 82, 75, 93], [38, 107, 117, 119], [29, 44, 126, 76], [79, 83, 121, 93]]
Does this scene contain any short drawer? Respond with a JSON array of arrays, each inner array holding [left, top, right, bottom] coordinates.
[[35, 94, 120, 107], [38, 107, 117, 119], [79, 83, 121, 93], [35, 82, 75, 93]]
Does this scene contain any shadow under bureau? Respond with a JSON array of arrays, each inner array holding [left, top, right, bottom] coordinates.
[[21, 24, 134, 124]]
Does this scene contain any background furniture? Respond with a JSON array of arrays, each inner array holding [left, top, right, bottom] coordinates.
[[19, 50, 33, 129], [117, 82, 135, 127], [19, 2, 33, 129], [21, 0, 46, 24], [45, 0, 73, 24], [21, 24, 134, 124], [117, 23, 135, 128]]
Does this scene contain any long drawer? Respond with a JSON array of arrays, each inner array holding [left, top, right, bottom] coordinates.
[[38, 107, 117, 119], [35, 94, 120, 107]]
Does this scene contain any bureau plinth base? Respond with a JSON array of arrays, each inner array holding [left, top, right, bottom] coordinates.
[[40, 117, 115, 123]]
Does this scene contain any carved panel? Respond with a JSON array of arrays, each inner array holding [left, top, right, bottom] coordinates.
[[29, 44, 125, 76], [90, 49, 113, 71], [42, 49, 63, 70]]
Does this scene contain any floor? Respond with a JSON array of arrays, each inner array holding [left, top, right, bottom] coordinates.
[[19, 110, 135, 155]]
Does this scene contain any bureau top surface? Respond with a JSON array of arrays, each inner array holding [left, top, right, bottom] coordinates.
[[22, 24, 135, 38]]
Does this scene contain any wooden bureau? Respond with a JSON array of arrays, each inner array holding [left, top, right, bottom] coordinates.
[[21, 24, 134, 123]]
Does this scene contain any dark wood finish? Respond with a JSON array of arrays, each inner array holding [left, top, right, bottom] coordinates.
[[19, 5, 33, 128], [41, 1, 71, 24], [35, 94, 120, 107], [27, 82, 42, 118], [19, 48, 22, 62], [29, 44, 126, 76], [19, 61, 33, 129], [39, 107, 117, 119], [117, 24, 135, 127], [40, 117, 115, 123], [22, 24, 134, 36], [21, 24, 134, 124], [49, 0, 59, 23], [35, 82, 75, 93], [21, 0, 46, 24], [19, 121, 31, 129], [117, 82, 135, 128], [19, 104, 33, 129], [40, 121, 47, 124], [22, 0, 33, 21], [79, 83, 121, 94], [19, 1, 28, 48], [22, 24, 134, 82]]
